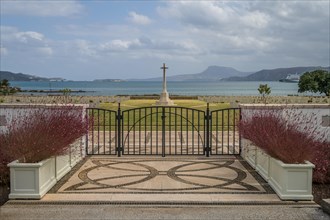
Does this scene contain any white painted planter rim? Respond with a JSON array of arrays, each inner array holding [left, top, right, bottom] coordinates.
[[8, 158, 52, 168], [271, 157, 315, 168]]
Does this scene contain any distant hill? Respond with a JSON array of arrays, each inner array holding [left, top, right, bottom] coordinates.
[[223, 66, 330, 81], [93, 79, 125, 82], [135, 66, 251, 81], [3, 66, 329, 82], [0, 71, 65, 81]]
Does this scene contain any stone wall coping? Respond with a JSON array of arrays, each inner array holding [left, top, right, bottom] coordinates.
[[0, 104, 89, 109], [239, 104, 330, 109]]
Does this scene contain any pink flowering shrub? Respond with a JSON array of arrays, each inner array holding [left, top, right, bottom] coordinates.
[[239, 108, 329, 183], [311, 140, 330, 183], [0, 106, 88, 183], [0, 138, 15, 184]]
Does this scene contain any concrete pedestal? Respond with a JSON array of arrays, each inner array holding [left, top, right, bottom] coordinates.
[[155, 91, 175, 106]]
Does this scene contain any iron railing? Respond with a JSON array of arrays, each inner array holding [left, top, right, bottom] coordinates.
[[86, 104, 241, 157]]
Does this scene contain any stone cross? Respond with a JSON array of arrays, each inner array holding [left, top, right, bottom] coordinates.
[[161, 63, 168, 93], [155, 63, 174, 106]]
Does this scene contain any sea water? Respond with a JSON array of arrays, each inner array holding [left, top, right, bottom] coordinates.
[[10, 81, 301, 96]]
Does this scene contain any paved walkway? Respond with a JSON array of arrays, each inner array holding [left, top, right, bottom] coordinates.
[[1, 156, 329, 219], [47, 155, 277, 203]]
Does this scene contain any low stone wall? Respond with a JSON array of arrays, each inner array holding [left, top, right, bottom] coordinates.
[[0, 103, 88, 132], [239, 104, 330, 142], [199, 96, 329, 104], [0, 95, 130, 105], [0, 104, 88, 156]]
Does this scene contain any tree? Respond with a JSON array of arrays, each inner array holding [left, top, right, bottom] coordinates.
[[258, 84, 271, 103], [1, 79, 9, 88], [0, 79, 21, 95], [61, 88, 72, 96], [298, 70, 330, 96]]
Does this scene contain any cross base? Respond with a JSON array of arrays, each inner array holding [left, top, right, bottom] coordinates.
[[155, 91, 175, 106]]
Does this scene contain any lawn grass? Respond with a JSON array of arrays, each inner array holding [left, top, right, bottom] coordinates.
[[99, 99, 231, 111], [90, 99, 238, 131]]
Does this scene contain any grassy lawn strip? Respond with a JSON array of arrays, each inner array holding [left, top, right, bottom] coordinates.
[[90, 99, 238, 131], [99, 99, 230, 111]]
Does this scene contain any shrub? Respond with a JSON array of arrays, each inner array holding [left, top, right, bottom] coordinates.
[[1, 106, 89, 164], [239, 108, 330, 183], [239, 109, 323, 164], [258, 84, 271, 104], [0, 137, 15, 184], [0, 79, 21, 95], [311, 140, 330, 183]]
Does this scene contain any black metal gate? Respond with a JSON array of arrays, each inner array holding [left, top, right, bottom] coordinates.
[[86, 104, 240, 157], [210, 108, 241, 155], [86, 108, 118, 155]]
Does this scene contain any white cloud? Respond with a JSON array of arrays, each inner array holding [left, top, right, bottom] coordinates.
[[2, 0, 83, 17], [1, 1, 328, 79], [37, 47, 53, 56], [0, 26, 53, 56], [241, 11, 269, 29], [128, 12, 152, 25], [55, 24, 142, 39], [157, 2, 236, 28], [156, 1, 329, 60], [0, 47, 8, 56], [16, 32, 44, 43], [0, 26, 19, 42], [100, 39, 141, 52], [75, 40, 97, 57]]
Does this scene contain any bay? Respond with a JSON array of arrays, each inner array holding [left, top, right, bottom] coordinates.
[[10, 81, 300, 96]]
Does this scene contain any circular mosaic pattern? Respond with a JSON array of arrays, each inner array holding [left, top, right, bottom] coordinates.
[[64, 159, 260, 192]]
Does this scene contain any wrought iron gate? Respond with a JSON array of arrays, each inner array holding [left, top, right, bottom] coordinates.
[[86, 108, 118, 155], [86, 104, 240, 157], [210, 108, 241, 155]]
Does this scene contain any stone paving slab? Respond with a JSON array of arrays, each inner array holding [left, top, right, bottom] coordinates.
[[55, 156, 268, 194], [40, 155, 281, 204], [3, 156, 328, 220], [41, 193, 282, 203]]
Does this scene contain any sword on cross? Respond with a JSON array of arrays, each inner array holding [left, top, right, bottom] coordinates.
[[161, 63, 168, 93]]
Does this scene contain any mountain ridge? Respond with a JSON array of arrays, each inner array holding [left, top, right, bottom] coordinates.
[[222, 66, 330, 81], [131, 66, 252, 81], [1, 65, 329, 82], [0, 71, 65, 81]]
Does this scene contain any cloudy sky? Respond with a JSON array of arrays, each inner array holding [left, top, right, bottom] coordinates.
[[1, 0, 329, 80]]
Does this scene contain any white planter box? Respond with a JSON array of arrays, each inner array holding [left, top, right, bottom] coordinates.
[[268, 157, 315, 201], [7, 137, 85, 200], [55, 154, 71, 181], [241, 138, 257, 168], [8, 158, 57, 199], [256, 148, 270, 181], [240, 140, 315, 201]]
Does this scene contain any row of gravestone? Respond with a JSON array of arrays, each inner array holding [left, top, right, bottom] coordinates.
[[197, 96, 329, 104]]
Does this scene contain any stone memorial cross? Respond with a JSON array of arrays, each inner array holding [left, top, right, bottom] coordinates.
[[155, 63, 174, 106]]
